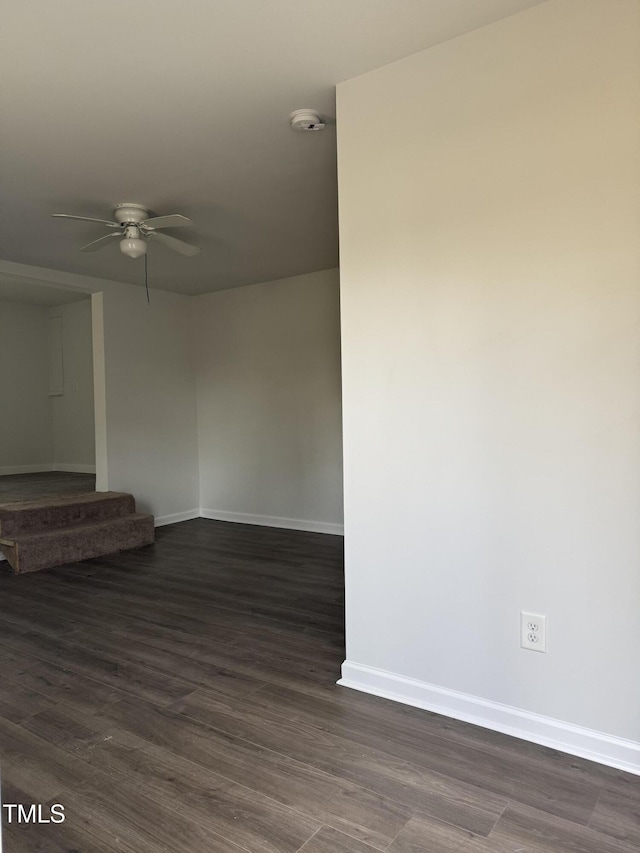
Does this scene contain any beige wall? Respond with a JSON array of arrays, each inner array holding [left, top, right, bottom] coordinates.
[[337, 0, 640, 764], [0, 299, 52, 472], [194, 269, 343, 533]]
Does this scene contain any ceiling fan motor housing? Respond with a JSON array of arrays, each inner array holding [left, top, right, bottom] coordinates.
[[114, 203, 149, 224]]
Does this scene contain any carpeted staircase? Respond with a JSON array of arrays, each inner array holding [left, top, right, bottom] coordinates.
[[0, 491, 154, 574]]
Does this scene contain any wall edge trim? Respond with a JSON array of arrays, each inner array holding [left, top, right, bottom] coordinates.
[[200, 508, 344, 536], [0, 465, 55, 476], [154, 509, 201, 528], [338, 660, 640, 776]]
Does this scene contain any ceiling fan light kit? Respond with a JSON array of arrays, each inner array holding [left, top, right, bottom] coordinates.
[[120, 226, 147, 258], [52, 203, 200, 259]]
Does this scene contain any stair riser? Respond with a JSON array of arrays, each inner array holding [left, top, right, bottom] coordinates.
[[10, 516, 155, 574], [0, 494, 135, 538]]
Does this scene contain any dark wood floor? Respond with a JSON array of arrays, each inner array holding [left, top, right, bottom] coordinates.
[[0, 472, 96, 503], [0, 519, 637, 852]]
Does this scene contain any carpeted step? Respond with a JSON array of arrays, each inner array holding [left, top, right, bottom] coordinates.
[[0, 513, 155, 574], [0, 491, 135, 538]]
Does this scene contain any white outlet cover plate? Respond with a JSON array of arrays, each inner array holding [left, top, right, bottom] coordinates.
[[521, 611, 546, 653]]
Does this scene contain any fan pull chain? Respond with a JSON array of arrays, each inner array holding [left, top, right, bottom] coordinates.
[[144, 252, 150, 304]]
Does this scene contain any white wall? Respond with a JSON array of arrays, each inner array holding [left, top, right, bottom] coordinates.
[[0, 262, 201, 525], [101, 283, 200, 524], [0, 300, 52, 472], [0, 263, 341, 530], [337, 0, 640, 770], [50, 299, 95, 471], [194, 269, 343, 533]]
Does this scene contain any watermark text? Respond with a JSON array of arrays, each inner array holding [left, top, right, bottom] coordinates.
[[2, 804, 65, 824]]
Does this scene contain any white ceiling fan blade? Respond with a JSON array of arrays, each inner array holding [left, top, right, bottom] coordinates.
[[53, 213, 120, 228], [80, 232, 122, 252], [148, 230, 200, 256], [140, 214, 192, 230]]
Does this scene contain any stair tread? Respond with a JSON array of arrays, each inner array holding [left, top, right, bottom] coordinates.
[[1, 493, 155, 574], [0, 491, 131, 512], [0, 492, 138, 538], [3, 513, 154, 544]]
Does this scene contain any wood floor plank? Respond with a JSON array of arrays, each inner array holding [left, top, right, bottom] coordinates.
[[69, 627, 271, 699], [3, 821, 125, 853], [0, 644, 36, 681], [467, 802, 640, 853], [90, 618, 343, 694], [0, 715, 101, 802], [589, 787, 640, 848], [297, 826, 381, 853], [241, 683, 602, 826], [0, 620, 196, 706], [96, 584, 343, 633], [0, 600, 85, 637], [388, 812, 475, 852], [110, 610, 343, 662], [0, 678, 58, 723], [169, 686, 505, 837], [113, 746, 321, 853], [0, 583, 137, 636], [20, 702, 141, 758], [0, 782, 116, 853], [3, 656, 131, 714], [6, 561, 342, 643], [22, 703, 322, 853], [110, 621, 340, 685], [63, 777, 251, 853], [94, 694, 413, 850]]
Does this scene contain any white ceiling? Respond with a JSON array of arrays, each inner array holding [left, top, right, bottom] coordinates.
[[1, 0, 542, 296]]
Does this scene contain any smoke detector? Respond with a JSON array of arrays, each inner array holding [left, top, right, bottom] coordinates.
[[290, 109, 325, 132]]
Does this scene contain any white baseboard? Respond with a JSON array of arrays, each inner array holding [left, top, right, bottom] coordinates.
[[53, 463, 96, 474], [338, 661, 640, 777], [0, 464, 96, 475], [154, 509, 201, 527], [200, 508, 344, 536], [0, 464, 54, 476]]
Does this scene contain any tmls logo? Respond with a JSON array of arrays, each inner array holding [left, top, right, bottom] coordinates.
[[2, 804, 66, 824]]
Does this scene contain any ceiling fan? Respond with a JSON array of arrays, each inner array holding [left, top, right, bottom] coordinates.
[[52, 203, 200, 259]]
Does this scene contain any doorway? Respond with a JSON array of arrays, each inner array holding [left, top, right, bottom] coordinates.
[[0, 281, 97, 504]]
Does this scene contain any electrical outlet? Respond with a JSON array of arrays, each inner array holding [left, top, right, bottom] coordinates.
[[521, 611, 546, 653]]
